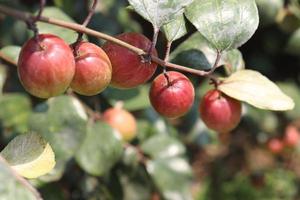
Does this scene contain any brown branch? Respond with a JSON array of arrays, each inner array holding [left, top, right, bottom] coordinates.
[[0, 155, 43, 200], [0, 4, 222, 77]]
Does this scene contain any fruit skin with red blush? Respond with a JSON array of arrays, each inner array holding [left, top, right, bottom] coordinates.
[[199, 89, 242, 133], [18, 34, 75, 98], [149, 71, 195, 118], [102, 107, 137, 142], [283, 125, 300, 147], [71, 41, 112, 96], [102, 32, 158, 89], [268, 138, 284, 154]]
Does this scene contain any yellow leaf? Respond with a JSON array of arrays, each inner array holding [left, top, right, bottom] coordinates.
[[1, 133, 56, 179], [218, 70, 295, 111]]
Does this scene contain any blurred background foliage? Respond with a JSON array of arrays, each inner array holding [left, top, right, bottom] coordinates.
[[1, 0, 300, 199]]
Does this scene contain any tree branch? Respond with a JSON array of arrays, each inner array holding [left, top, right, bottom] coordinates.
[[0, 4, 222, 77], [0, 155, 43, 200]]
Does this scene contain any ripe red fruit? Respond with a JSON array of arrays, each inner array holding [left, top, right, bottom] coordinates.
[[102, 32, 158, 89], [149, 71, 195, 118], [18, 34, 75, 98], [283, 125, 300, 147], [199, 89, 241, 133], [102, 107, 137, 142], [268, 138, 284, 154], [71, 41, 112, 96]]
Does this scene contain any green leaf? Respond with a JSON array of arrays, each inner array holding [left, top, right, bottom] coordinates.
[[141, 134, 185, 159], [0, 45, 21, 64], [0, 93, 31, 132], [255, 0, 283, 26], [223, 49, 245, 75], [75, 122, 123, 176], [185, 0, 259, 50], [128, 0, 193, 28], [170, 32, 243, 71], [36, 7, 79, 43], [277, 82, 300, 119], [170, 32, 219, 70], [286, 27, 300, 55], [103, 85, 151, 111], [218, 70, 295, 110], [29, 96, 88, 163], [147, 157, 193, 200], [0, 159, 36, 200], [162, 14, 188, 42], [1, 133, 55, 179]]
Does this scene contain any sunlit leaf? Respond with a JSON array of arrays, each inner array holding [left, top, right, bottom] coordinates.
[[128, 0, 193, 28], [1, 133, 55, 179], [185, 0, 259, 50], [218, 70, 295, 110], [162, 14, 188, 42]]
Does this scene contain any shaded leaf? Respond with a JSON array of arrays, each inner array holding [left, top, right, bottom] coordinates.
[[255, 0, 284, 26], [218, 70, 295, 110], [29, 96, 87, 163], [0, 93, 31, 132], [103, 85, 150, 111], [128, 0, 193, 28], [1, 133, 55, 179], [162, 14, 188, 42], [75, 122, 123, 176], [141, 134, 185, 159], [286, 27, 300, 55], [147, 157, 193, 200], [185, 0, 259, 50], [170, 32, 243, 71], [36, 7, 80, 43]]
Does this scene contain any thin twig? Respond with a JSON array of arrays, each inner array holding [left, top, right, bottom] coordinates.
[[0, 155, 43, 200], [0, 5, 223, 77], [75, 0, 98, 43]]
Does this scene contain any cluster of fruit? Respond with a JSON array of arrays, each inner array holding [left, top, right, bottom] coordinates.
[[268, 125, 300, 154], [18, 32, 242, 136]]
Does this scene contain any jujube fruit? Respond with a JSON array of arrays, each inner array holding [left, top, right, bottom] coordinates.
[[149, 71, 195, 118], [268, 138, 284, 154], [199, 89, 242, 133], [102, 107, 137, 142], [102, 32, 158, 89], [283, 125, 300, 147], [71, 41, 112, 96], [18, 34, 75, 98]]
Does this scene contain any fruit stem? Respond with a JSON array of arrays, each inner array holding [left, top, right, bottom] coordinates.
[[26, 0, 46, 40], [207, 50, 222, 88], [142, 26, 160, 63], [163, 41, 172, 86], [75, 0, 98, 43]]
